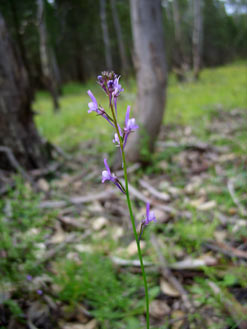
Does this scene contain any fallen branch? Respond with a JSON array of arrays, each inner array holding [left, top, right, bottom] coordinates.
[[228, 177, 247, 217], [35, 231, 90, 266], [208, 281, 247, 329], [0, 146, 33, 184], [39, 188, 115, 209], [205, 241, 247, 260], [116, 163, 140, 178], [139, 179, 170, 201], [151, 234, 195, 312], [120, 179, 176, 214]]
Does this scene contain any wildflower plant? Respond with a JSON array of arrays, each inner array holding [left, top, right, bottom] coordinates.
[[87, 72, 156, 328]]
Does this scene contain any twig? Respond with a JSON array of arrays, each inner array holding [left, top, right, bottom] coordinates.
[[208, 281, 247, 329], [228, 177, 247, 217], [0, 146, 33, 184], [151, 234, 195, 312], [116, 163, 140, 178], [38, 188, 115, 208], [50, 143, 72, 161], [111, 256, 215, 271], [120, 179, 176, 214], [35, 231, 90, 266], [30, 162, 61, 177], [111, 256, 153, 267], [205, 241, 247, 260], [139, 179, 170, 201]]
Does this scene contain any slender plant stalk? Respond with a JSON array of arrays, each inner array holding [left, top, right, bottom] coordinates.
[[110, 103, 150, 329]]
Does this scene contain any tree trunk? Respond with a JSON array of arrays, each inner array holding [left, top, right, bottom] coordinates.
[[193, 0, 203, 80], [100, 0, 113, 70], [172, 0, 186, 81], [0, 13, 49, 170], [37, 0, 60, 111], [110, 0, 130, 75], [125, 0, 167, 163]]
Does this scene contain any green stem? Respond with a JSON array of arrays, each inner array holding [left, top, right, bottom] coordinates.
[[110, 103, 150, 329]]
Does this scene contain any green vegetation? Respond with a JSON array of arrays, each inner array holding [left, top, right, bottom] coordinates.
[[1, 63, 246, 328], [34, 62, 247, 151]]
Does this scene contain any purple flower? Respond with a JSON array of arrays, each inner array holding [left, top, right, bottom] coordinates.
[[112, 76, 124, 113], [123, 106, 139, 148], [113, 133, 120, 146], [142, 203, 156, 227], [112, 125, 123, 147], [26, 275, 32, 281], [37, 289, 43, 295], [102, 159, 125, 193], [87, 90, 99, 114], [113, 76, 124, 98], [87, 90, 114, 127]]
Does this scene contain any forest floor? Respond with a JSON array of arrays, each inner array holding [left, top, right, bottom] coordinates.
[[0, 62, 247, 329]]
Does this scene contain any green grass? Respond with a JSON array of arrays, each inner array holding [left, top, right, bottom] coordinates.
[[34, 62, 247, 151], [165, 61, 247, 124], [2, 62, 246, 328]]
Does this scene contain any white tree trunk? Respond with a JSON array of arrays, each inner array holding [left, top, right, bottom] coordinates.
[[172, 0, 188, 81], [100, 0, 113, 70], [110, 0, 130, 75], [125, 0, 167, 163], [193, 0, 203, 80], [37, 0, 60, 110]]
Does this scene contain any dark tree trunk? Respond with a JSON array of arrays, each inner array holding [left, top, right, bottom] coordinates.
[[110, 0, 130, 75], [0, 13, 49, 170], [9, 0, 31, 80], [193, 0, 203, 80], [125, 0, 167, 163], [37, 0, 60, 111], [100, 0, 113, 70]]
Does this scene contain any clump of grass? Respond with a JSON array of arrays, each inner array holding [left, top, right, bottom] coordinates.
[[0, 178, 53, 282], [54, 252, 158, 328]]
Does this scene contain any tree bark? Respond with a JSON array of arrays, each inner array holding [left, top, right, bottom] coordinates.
[[0, 13, 49, 170], [110, 0, 130, 75], [37, 0, 60, 111], [125, 0, 167, 163], [193, 0, 203, 80], [100, 0, 113, 70], [172, 0, 186, 81]]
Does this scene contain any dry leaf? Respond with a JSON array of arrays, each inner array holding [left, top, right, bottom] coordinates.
[[160, 279, 180, 297], [171, 310, 185, 329], [37, 178, 50, 192], [127, 240, 146, 256], [50, 222, 66, 244], [190, 197, 205, 207], [149, 299, 170, 318], [74, 244, 92, 253], [92, 217, 108, 230], [214, 230, 227, 242], [62, 320, 97, 329], [196, 200, 216, 210]]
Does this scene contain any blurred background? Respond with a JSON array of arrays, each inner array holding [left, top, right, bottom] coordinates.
[[0, 0, 247, 328]]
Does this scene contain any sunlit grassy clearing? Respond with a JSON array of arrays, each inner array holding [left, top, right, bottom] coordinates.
[[34, 62, 247, 150]]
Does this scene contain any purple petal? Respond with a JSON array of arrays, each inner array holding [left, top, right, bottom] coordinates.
[[87, 90, 97, 106], [146, 202, 150, 219], [149, 211, 157, 223], [102, 170, 111, 183], [104, 158, 111, 175], [125, 106, 130, 127]]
